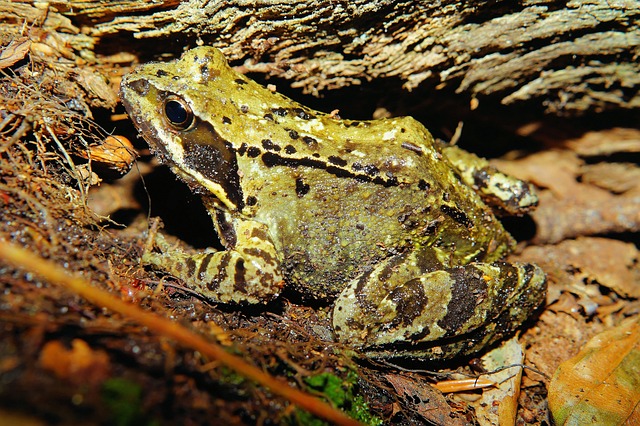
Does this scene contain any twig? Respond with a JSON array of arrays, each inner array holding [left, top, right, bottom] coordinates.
[[0, 241, 362, 426]]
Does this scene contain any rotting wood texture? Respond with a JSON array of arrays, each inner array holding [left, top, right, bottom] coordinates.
[[42, 0, 640, 115]]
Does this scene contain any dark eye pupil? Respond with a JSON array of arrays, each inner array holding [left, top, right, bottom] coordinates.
[[164, 99, 190, 127]]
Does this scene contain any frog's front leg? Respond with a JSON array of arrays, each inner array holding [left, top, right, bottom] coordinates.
[[332, 252, 546, 359], [143, 219, 284, 304]]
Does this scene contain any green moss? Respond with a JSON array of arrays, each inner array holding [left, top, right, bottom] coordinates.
[[287, 369, 383, 426], [101, 378, 159, 426]]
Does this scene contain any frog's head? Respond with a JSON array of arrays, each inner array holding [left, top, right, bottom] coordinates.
[[120, 47, 245, 211]]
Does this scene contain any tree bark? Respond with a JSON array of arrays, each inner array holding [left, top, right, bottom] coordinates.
[[38, 0, 639, 115]]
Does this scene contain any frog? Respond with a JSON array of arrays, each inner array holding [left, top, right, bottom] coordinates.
[[120, 46, 546, 360]]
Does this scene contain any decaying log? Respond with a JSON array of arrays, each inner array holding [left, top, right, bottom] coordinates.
[[35, 0, 639, 115]]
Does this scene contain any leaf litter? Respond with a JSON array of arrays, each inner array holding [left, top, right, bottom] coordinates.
[[0, 7, 638, 426]]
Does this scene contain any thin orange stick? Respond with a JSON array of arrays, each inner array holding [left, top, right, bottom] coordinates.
[[0, 241, 362, 426]]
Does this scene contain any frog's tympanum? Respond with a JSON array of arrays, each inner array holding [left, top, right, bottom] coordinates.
[[121, 47, 546, 359]]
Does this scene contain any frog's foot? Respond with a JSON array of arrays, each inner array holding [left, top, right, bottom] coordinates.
[[332, 261, 546, 359], [142, 222, 285, 304], [441, 144, 538, 215]]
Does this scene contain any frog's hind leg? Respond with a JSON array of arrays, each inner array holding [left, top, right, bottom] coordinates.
[[441, 143, 539, 216], [332, 255, 546, 359], [142, 220, 285, 304]]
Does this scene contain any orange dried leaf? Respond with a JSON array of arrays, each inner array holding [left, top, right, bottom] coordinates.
[[39, 339, 111, 386], [79, 135, 137, 175], [549, 317, 640, 425]]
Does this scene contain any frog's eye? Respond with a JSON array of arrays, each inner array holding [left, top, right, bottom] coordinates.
[[163, 95, 195, 130]]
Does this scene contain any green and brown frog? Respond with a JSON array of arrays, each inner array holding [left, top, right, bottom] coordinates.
[[120, 47, 546, 359]]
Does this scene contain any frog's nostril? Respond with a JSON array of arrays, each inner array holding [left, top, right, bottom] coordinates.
[[127, 78, 150, 96]]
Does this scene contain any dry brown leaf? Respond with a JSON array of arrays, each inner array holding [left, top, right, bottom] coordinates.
[[0, 37, 31, 69], [498, 150, 640, 244], [74, 67, 119, 107], [580, 162, 640, 194], [533, 189, 640, 244], [495, 142, 640, 243], [521, 237, 640, 300], [522, 308, 608, 381], [493, 150, 582, 194], [562, 128, 640, 156], [384, 373, 466, 426], [469, 337, 525, 426], [549, 316, 640, 425]]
